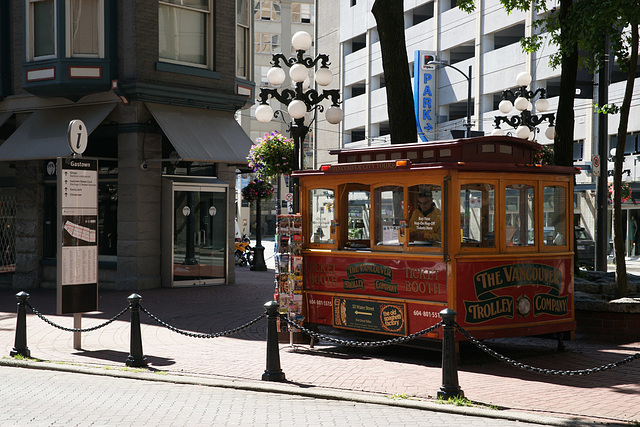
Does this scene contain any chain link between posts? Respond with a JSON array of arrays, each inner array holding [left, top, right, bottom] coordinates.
[[139, 304, 266, 338], [22, 298, 640, 375], [454, 321, 640, 376], [282, 316, 444, 347], [26, 302, 130, 333]]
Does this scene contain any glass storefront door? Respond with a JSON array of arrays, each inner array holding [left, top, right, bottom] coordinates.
[[163, 178, 228, 287]]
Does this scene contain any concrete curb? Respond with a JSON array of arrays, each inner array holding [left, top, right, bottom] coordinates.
[[0, 357, 607, 427]]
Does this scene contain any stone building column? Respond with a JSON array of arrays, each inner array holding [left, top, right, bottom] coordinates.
[[12, 161, 44, 290], [116, 125, 162, 290]]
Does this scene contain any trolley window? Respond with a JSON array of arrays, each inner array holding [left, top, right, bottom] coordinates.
[[309, 188, 334, 244], [345, 185, 370, 249], [408, 184, 442, 247], [461, 183, 495, 248], [374, 185, 403, 247], [506, 184, 535, 247], [543, 185, 567, 246]]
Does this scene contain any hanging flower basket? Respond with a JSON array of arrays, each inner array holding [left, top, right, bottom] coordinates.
[[608, 182, 632, 203], [247, 132, 295, 179], [534, 144, 554, 165], [242, 180, 274, 203]]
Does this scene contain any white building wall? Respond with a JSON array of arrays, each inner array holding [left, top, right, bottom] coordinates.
[[316, 0, 640, 250]]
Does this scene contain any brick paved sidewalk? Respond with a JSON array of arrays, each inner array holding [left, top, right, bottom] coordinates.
[[0, 267, 639, 425]]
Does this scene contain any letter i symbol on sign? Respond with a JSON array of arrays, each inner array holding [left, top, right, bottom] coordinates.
[[76, 124, 83, 149]]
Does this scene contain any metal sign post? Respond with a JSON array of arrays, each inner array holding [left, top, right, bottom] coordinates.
[[56, 120, 98, 350]]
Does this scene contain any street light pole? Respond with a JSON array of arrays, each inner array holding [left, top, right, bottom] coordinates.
[[428, 61, 472, 137], [492, 72, 556, 141], [255, 31, 343, 214]]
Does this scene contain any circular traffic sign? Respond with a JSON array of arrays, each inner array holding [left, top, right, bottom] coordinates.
[[285, 192, 294, 202]]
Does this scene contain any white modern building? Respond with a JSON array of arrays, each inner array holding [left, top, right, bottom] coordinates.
[[313, 0, 640, 256]]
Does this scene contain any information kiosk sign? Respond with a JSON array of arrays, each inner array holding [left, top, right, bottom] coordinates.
[[56, 155, 99, 314]]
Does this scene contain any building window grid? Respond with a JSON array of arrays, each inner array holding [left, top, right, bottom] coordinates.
[[291, 2, 313, 24], [254, 0, 281, 21], [255, 32, 280, 54]]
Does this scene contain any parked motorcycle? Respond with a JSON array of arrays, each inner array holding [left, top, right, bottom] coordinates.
[[234, 234, 253, 266]]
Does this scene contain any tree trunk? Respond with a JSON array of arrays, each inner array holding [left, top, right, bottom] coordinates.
[[613, 21, 638, 299], [555, 0, 578, 167], [372, 0, 418, 144], [555, 0, 580, 273]]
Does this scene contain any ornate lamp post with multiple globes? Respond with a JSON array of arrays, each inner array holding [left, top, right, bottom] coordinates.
[[491, 72, 556, 141], [255, 31, 343, 212]]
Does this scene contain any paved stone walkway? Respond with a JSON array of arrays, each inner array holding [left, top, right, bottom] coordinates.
[[1, 365, 550, 427], [0, 263, 638, 425]]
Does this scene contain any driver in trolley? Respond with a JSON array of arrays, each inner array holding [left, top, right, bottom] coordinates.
[[409, 189, 441, 244]]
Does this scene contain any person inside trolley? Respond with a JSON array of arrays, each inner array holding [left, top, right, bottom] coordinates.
[[409, 188, 441, 245]]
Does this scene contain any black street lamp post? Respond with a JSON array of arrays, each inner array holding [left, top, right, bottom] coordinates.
[[255, 31, 343, 214], [428, 60, 472, 138], [492, 72, 556, 141]]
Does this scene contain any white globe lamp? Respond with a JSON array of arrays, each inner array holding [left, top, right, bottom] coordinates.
[[545, 126, 555, 140], [291, 31, 312, 51], [289, 63, 308, 83], [288, 100, 307, 119], [325, 106, 343, 124], [491, 128, 505, 136], [535, 98, 549, 112], [516, 72, 532, 87], [499, 100, 513, 114], [255, 104, 274, 123], [267, 67, 286, 86], [316, 68, 333, 86], [514, 96, 529, 112], [515, 125, 531, 140]]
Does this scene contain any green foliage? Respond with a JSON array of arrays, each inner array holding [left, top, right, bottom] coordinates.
[[594, 103, 620, 115], [247, 132, 295, 180], [241, 180, 274, 203]]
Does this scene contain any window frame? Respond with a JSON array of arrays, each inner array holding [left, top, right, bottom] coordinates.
[[236, 0, 251, 79], [502, 180, 537, 253], [158, 0, 213, 70], [306, 186, 337, 249], [26, 0, 58, 61], [539, 182, 570, 252], [65, 0, 104, 59], [458, 178, 497, 253]]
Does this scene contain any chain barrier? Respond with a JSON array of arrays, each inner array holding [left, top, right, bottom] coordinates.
[[454, 321, 640, 376], [282, 316, 444, 348], [139, 305, 266, 339], [26, 302, 130, 333]]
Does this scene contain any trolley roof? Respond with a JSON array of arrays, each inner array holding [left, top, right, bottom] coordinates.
[[295, 136, 580, 176]]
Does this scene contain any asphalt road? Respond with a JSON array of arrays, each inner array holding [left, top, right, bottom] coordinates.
[[0, 365, 542, 427]]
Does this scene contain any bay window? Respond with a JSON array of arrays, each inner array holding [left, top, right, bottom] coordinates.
[[159, 0, 210, 67]]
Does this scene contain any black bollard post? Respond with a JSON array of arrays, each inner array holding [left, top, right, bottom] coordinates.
[[438, 308, 464, 399], [10, 291, 31, 358], [262, 300, 286, 382], [125, 294, 147, 367]]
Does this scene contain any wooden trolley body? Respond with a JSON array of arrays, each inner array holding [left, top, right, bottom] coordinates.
[[294, 136, 577, 341]]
